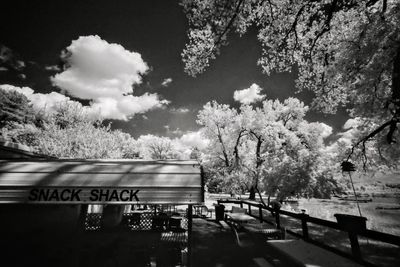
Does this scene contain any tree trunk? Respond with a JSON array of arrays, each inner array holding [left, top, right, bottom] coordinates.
[[249, 186, 256, 200]]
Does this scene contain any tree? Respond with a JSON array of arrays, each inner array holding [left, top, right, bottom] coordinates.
[[2, 101, 138, 159], [181, 0, 400, 167], [197, 98, 339, 201], [0, 88, 34, 128], [137, 135, 180, 160]]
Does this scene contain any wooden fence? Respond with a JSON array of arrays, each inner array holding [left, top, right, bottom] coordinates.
[[217, 199, 400, 267]]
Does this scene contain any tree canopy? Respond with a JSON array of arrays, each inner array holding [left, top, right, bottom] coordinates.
[[181, 0, 400, 168], [0, 88, 34, 128], [197, 97, 341, 200], [1, 100, 138, 159]]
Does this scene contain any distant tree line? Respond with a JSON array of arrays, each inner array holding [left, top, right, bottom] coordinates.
[[0, 88, 194, 159]]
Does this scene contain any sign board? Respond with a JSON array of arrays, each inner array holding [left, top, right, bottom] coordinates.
[[0, 160, 204, 204]]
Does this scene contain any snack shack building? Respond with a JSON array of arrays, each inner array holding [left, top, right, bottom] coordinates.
[[0, 159, 204, 267]]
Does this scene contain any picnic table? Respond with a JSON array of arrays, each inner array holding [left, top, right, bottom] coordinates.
[[225, 213, 257, 229], [242, 223, 284, 240]]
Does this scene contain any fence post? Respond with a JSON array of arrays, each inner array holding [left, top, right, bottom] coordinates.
[[301, 211, 309, 240], [348, 232, 362, 261], [240, 202, 243, 208], [274, 208, 281, 229], [258, 204, 263, 223], [248, 203, 252, 215]]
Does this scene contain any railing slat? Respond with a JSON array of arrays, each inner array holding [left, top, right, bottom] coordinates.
[[218, 199, 400, 249]]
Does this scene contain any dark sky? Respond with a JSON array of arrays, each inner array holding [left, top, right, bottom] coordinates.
[[0, 0, 348, 139]]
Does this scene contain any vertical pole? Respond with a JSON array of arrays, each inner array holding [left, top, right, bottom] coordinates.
[[301, 212, 309, 240], [200, 166, 205, 203], [348, 232, 362, 261], [240, 202, 243, 208], [248, 204, 252, 215], [258, 205, 263, 223], [187, 204, 193, 267], [77, 204, 88, 232], [275, 209, 281, 229]]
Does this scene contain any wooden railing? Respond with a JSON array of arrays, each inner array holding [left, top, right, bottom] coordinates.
[[217, 199, 400, 266]]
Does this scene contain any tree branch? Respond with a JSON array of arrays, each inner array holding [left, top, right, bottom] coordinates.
[[214, 0, 245, 47]]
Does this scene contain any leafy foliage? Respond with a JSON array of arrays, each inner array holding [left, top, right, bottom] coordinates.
[[0, 88, 34, 128], [197, 97, 341, 199], [1, 101, 138, 159], [181, 0, 400, 167]]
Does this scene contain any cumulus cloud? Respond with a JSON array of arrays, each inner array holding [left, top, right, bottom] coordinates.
[[0, 84, 81, 113], [170, 130, 209, 159], [51, 35, 168, 120], [170, 107, 190, 113], [343, 118, 362, 130], [324, 118, 363, 156], [318, 122, 333, 138], [233, 83, 266, 104], [161, 78, 173, 87], [89, 94, 169, 120], [177, 130, 209, 150], [0, 84, 166, 121]]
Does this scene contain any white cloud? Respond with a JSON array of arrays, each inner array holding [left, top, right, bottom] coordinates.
[[324, 118, 363, 155], [318, 122, 333, 138], [233, 83, 266, 104], [161, 78, 173, 87], [170, 107, 190, 113], [51, 35, 168, 120], [177, 130, 209, 150], [45, 65, 61, 71], [89, 94, 170, 120], [0, 84, 80, 113], [170, 128, 183, 135], [0, 84, 99, 117], [343, 118, 362, 130]]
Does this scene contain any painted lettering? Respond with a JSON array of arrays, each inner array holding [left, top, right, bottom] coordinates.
[[38, 189, 50, 201], [28, 188, 39, 201], [49, 190, 60, 201], [60, 189, 71, 201], [89, 189, 99, 201], [120, 189, 129, 201], [70, 189, 81, 201], [130, 190, 140, 201], [26, 188, 140, 202]]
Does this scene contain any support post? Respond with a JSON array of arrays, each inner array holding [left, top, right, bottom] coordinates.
[[274, 208, 281, 229], [77, 204, 88, 232], [187, 204, 193, 267], [301, 212, 309, 240], [348, 232, 362, 261], [240, 202, 243, 208], [258, 205, 263, 223], [248, 204, 252, 215]]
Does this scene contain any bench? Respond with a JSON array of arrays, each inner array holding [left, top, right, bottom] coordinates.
[[231, 206, 247, 214], [266, 240, 363, 267], [219, 221, 231, 231]]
